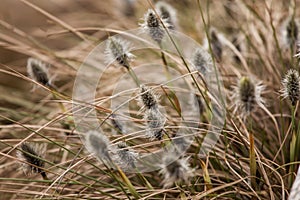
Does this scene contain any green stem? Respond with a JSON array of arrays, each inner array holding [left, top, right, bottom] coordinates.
[[248, 117, 257, 189], [289, 105, 297, 187]]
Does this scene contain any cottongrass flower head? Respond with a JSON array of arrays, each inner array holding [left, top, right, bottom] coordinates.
[[203, 28, 224, 61], [140, 9, 171, 44], [105, 37, 134, 69], [286, 18, 299, 47], [159, 153, 194, 188], [289, 167, 300, 200], [232, 76, 265, 119], [139, 84, 159, 109], [110, 113, 126, 134], [155, 1, 177, 30], [192, 47, 213, 76], [144, 108, 166, 140], [85, 130, 111, 162], [17, 142, 47, 179], [281, 69, 300, 106], [27, 58, 51, 87], [281, 17, 300, 49], [172, 133, 193, 154], [112, 142, 138, 171]]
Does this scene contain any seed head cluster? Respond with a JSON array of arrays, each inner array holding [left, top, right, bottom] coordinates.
[[286, 18, 299, 46], [112, 142, 138, 171], [17, 142, 47, 178], [155, 1, 177, 30], [105, 37, 134, 69], [159, 153, 194, 188], [139, 84, 159, 109], [140, 9, 171, 44], [192, 47, 213, 76], [232, 76, 265, 119], [281, 69, 300, 106], [281, 17, 300, 49], [289, 167, 300, 200], [144, 108, 166, 140], [85, 130, 111, 162], [110, 113, 126, 134], [139, 85, 165, 140], [27, 58, 51, 87]]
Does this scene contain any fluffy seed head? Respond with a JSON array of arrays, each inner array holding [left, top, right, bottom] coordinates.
[[286, 18, 299, 46], [289, 167, 300, 200], [139, 84, 158, 109], [192, 48, 213, 76], [27, 58, 50, 87], [281, 69, 300, 106], [85, 130, 111, 161], [140, 9, 170, 44], [144, 108, 166, 140], [232, 76, 265, 118], [17, 142, 47, 176], [110, 113, 126, 134], [210, 29, 223, 61], [113, 142, 138, 171], [281, 17, 300, 49], [155, 1, 177, 30], [159, 153, 194, 188], [172, 133, 193, 154], [105, 37, 134, 68]]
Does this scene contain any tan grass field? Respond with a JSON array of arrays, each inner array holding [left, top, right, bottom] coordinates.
[[0, 0, 300, 199]]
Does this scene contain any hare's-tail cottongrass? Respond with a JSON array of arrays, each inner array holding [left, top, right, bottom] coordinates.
[[232, 76, 265, 119], [286, 18, 299, 47], [112, 142, 138, 171], [144, 108, 166, 140], [159, 153, 194, 188], [27, 58, 51, 88], [17, 142, 48, 180], [27, 58, 74, 133], [105, 37, 135, 69], [281, 69, 300, 106], [280, 17, 300, 50], [85, 130, 112, 162], [172, 133, 193, 154], [139, 84, 159, 110], [204, 28, 224, 62], [140, 9, 171, 44], [155, 1, 177, 30], [232, 76, 265, 188], [139, 84, 165, 140], [110, 113, 126, 134], [192, 47, 212, 76], [289, 166, 300, 200]]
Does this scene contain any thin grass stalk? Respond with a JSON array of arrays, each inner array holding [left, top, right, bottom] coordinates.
[[264, 2, 284, 68], [0, 118, 130, 196], [147, 0, 213, 114], [0, 150, 121, 199], [200, 160, 212, 190], [249, 132, 257, 189], [116, 165, 140, 199], [197, 0, 226, 109], [289, 105, 298, 187]]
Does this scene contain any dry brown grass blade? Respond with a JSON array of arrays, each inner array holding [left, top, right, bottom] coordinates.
[[19, 0, 89, 43]]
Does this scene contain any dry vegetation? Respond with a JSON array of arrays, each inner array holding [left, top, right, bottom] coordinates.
[[0, 0, 300, 199]]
